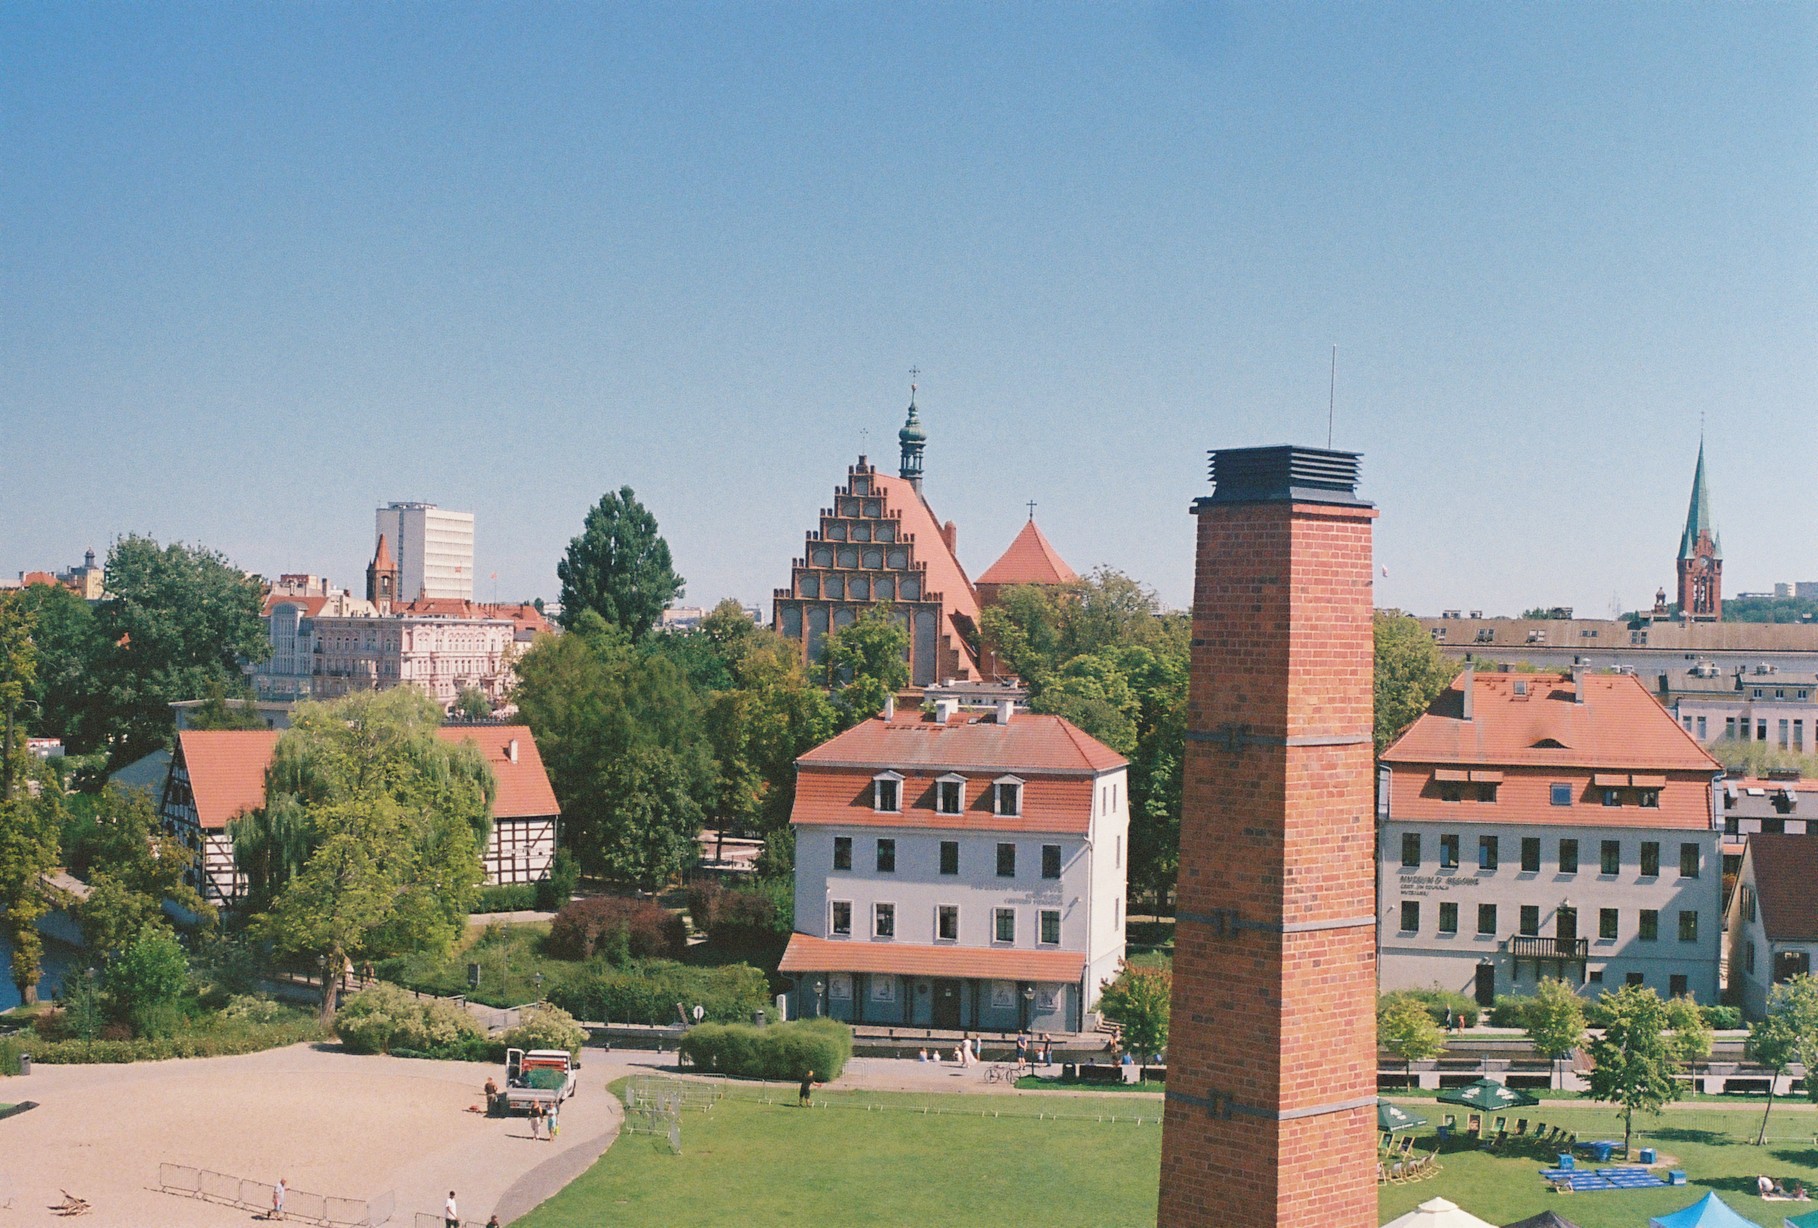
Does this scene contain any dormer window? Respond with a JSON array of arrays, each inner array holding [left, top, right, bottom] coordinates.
[[936, 774, 966, 815], [993, 776, 1023, 817], [872, 771, 903, 813]]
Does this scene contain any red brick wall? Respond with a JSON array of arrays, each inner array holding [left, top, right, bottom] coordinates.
[[1158, 500, 1379, 1228]]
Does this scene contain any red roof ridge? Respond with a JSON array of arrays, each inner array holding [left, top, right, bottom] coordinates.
[[978, 518, 1080, 587]]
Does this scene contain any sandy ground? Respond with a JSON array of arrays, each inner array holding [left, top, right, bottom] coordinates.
[[0, 1043, 621, 1227]]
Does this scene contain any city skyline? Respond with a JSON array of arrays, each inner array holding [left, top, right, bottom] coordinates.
[[5, 3, 1814, 617]]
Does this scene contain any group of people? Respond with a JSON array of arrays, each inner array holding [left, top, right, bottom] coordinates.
[[1758, 1174, 1811, 1201]]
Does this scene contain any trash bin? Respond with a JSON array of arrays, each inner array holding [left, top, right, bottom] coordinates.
[[1639, 1147, 1657, 1165], [1668, 1170, 1686, 1186], [17, 1054, 29, 1075], [752, 1010, 766, 1027], [1557, 1154, 1574, 1170]]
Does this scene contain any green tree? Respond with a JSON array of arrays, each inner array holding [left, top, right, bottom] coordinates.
[[1746, 974, 1818, 1144], [556, 486, 684, 639], [1096, 964, 1170, 1061], [819, 606, 910, 729], [73, 785, 212, 959], [451, 686, 492, 721], [10, 581, 103, 752], [90, 536, 269, 764], [0, 596, 62, 1005], [1030, 652, 1141, 753], [589, 747, 704, 888], [1525, 977, 1587, 1087], [1664, 993, 1714, 1076], [1374, 612, 1460, 753], [1586, 984, 1682, 1156], [102, 925, 188, 1038], [182, 676, 269, 732], [240, 689, 494, 1018], [1378, 995, 1447, 1083]]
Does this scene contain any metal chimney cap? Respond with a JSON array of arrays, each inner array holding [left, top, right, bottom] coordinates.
[[1197, 445, 1369, 508]]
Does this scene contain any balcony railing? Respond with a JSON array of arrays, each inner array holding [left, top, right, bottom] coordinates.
[[1508, 936, 1589, 961]]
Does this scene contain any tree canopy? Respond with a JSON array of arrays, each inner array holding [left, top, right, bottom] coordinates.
[[0, 594, 62, 1005], [1585, 984, 1683, 1155], [1097, 963, 1170, 1061], [1747, 974, 1818, 1144], [1373, 612, 1460, 753], [819, 606, 910, 729], [556, 487, 684, 639], [1378, 995, 1447, 1076]]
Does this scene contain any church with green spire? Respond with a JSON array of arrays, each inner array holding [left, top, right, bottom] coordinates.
[[1676, 440, 1722, 621]]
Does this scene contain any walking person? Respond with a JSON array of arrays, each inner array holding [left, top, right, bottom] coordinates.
[[528, 1099, 544, 1140], [546, 1097, 559, 1141], [798, 1068, 815, 1108], [443, 1191, 459, 1228], [271, 1177, 286, 1221]]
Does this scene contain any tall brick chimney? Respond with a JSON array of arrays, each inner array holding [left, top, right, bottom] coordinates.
[[1158, 445, 1378, 1228]]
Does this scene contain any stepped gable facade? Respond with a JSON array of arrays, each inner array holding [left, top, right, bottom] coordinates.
[[773, 455, 986, 687]]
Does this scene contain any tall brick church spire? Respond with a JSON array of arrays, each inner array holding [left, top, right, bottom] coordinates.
[[1159, 445, 1379, 1228], [366, 533, 399, 612], [1676, 440, 1722, 621]]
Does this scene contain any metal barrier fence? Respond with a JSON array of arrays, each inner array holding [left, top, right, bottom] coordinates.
[[413, 1215, 493, 1228], [156, 1162, 394, 1226]]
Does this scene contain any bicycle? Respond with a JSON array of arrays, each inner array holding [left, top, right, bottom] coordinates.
[[985, 1061, 1031, 1084]]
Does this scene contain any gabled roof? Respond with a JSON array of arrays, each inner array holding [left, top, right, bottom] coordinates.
[[798, 712, 1126, 775], [1382, 672, 1721, 773], [1746, 833, 1818, 943], [263, 593, 334, 618], [1679, 441, 1721, 561], [977, 519, 1079, 588], [371, 532, 395, 571], [172, 725, 558, 830]]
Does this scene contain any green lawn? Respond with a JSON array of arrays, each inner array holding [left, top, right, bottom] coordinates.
[[517, 1086, 1163, 1227]]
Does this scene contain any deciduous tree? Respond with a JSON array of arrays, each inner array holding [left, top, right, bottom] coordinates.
[[1747, 974, 1818, 1144], [556, 487, 684, 639], [1374, 612, 1460, 753], [1525, 977, 1587, 1088], [1097, 963, 1171, 1061], [1379, 995, 1447, 1083], [819, 606, 909, 729], [1586, 984, 1682, 1156], [0, 597, 61, 1005]]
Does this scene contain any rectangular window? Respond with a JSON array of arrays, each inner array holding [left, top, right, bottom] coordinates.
[[1601, 840, 1620, 875], [1599, 908, 1618, 940], [937, 780, 963, 814], [1601, 788, 1621, 807], [1759, 720, 1768, 741], [1639, 909, 1659, 941], [994, 908, 1015, 944], [1478, 836, 1499, 871], [873, 903, 895, 938], [1745, 940, 1756, 973], [936, 904, 958, 942], [1401, 901, 1421, 932], [1477, 903, 1497, 935], [1725, 716, 1737, 739], [1550, 783, 1573, 806], [1519, 905, 1539, 937], [1041, 844, 1062, 879], [1640, 841, 1660, 877], [1742, 885, 1755, 922], [1797, 720, 1805, 751], [831, 901, 852, 936], [876, 838, 896, 873], [1438, 902, 1458, 934], [874, 777, 900, 812], [1679, 843, 1700, 878], [1780, 719, 1791, 749], [833, 836, 852, 871], [996, 842, 1016, 877], [1039, 909, 1061, 945], [1401, 832, 1421, 867], [1678, 911, 1698, 943], [1521, 837, 1541, 873], [938, 840, 959, 875], [996, 781, 1021, 816], [1627, 972, 1645, 987], [1670, 974, 1688, 998], [1440, 834, 1460, 869], [1697, 716, 1707, 739], [1559, 839, 1579, 874], [1638, 789, 1660, 808]]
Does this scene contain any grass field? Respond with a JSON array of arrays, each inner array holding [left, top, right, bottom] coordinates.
[[517, 1085, 1163, 1227], [518, 1084, 1818, 1228]]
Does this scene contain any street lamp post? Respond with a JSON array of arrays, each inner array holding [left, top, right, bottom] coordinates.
[[814, 979, 826, 1019]]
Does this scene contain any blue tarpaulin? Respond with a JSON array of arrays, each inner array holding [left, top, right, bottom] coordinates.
[[1650, 1193, 1763, 1228]]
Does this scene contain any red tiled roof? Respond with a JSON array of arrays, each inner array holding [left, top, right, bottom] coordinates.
[[394, 598, 552, 635], [977, 519, 1079, 588], [177, 730, 282, 830], [1383, 673, 1720, 772], [173, 725, 557, 829], [263, 594, 334, 618], [793, 767, 1095, 832], [371, 533, 394, 570], [798, 712, 1125, 775], [870, 471, 984, 676], [20, 572, 58, 588], [1748, 834, 1818, 942], [778, 933, 1085, 982]]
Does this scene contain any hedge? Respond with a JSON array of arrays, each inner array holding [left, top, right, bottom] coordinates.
[[547, 897, 685, 963], [474, 884, 539, 913], [550, 960, 770, 1026], [678, 1017, 852, 1081], [0, 1015, 323, 1069], [1378, 988, 1479, 1028], [335, 983, 491, 1059]]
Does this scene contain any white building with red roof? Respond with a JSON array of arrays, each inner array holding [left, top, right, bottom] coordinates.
[[1724, 834, 1818, 1018], [1379, 666, 1724, 1006], [780, 698, 1128, 1033], [160, 726, 560, 906]]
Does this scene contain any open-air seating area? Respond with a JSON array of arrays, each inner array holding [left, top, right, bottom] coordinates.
[[1379, 1134, 1443, 1185]]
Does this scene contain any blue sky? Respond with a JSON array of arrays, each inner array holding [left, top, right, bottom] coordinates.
[[4, 2, 1814, 616]]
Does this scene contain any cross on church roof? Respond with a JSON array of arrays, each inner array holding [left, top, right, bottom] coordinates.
[[1026, 500, 1037, 521]]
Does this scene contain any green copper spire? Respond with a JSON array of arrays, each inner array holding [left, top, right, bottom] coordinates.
[[898, 378, 926, 492], [1678, 439, 1720, 561]]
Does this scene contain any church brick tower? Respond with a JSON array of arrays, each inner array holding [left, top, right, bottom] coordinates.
[[366, 533, 399, 613], [1158, 446, 1379, 1228], [1676, 441, 1722, 621]]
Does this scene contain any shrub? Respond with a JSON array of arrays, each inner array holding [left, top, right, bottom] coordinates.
[[547, 897, 684, 963], [1097, 964, 1171, 1059], [678, 1017, 852, 1081], [535, 849, 580, 911], [500, 1003, 587, 1057], [688, 879, 793, 944], [1378, 988, 1479, 1029], [103, 927, 190, 1039], [0, 1014, 323, 1066], [1489, 996, 1535, 1029], [474, 884, 539, 913], [218, 994, 287, 1025], [335, 983, 489, 1058], [550, 961, 770, 1026], [1700, 1004, 1743, 1031]]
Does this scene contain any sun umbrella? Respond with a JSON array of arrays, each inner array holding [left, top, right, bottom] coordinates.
[[1503, 1213, 1587, 1228], [1783, 1210, 1818, 1228], [1649, 1192, 1764, 1228], [1379, 1100, 1430, 1132], [1380, 1197, 1500, 1228], [1434, 1078, 1540, 1112]]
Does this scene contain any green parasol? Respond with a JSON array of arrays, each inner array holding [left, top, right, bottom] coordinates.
[[1435, 1078, 1540, 1112], [1379, 1100, 1430, 1132]]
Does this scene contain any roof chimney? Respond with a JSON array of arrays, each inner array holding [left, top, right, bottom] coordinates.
[[1461, 662, 1475, 722], [882, 694, 896, 721], [996, 698, 1014, 725], [506, 738, 519, 764], [1571, 663, 1586, 704], [935, 697, 959, 723], [942, 520, 958, 553]]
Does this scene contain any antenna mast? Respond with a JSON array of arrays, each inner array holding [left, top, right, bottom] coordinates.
[[1327, 344, 1337, 450]]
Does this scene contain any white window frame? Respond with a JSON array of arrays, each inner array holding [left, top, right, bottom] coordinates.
[[828, 972, 852, 1001], [993, 774, 1023, 817], [935, 903, 960, 943], [830, 899, 853, 937], [993, 907, 1016, 945], [935, 773, 966, 815], [1038, 908, 1061, 946], [872, 770, 904, 813], [874, 902, 895, 939]]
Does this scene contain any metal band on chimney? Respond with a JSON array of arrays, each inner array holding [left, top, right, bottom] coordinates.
[[1176, 910, 1376, 936], [1185, 727, 1371, 749], [1167, 1090, 1379, 1123]]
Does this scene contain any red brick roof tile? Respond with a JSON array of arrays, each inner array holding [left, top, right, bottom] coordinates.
[[1748, 834, 1818, 942], [977, 519, 1079, 588], [799, 713, 1125, 775], [778, 932, 1085, 981]]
